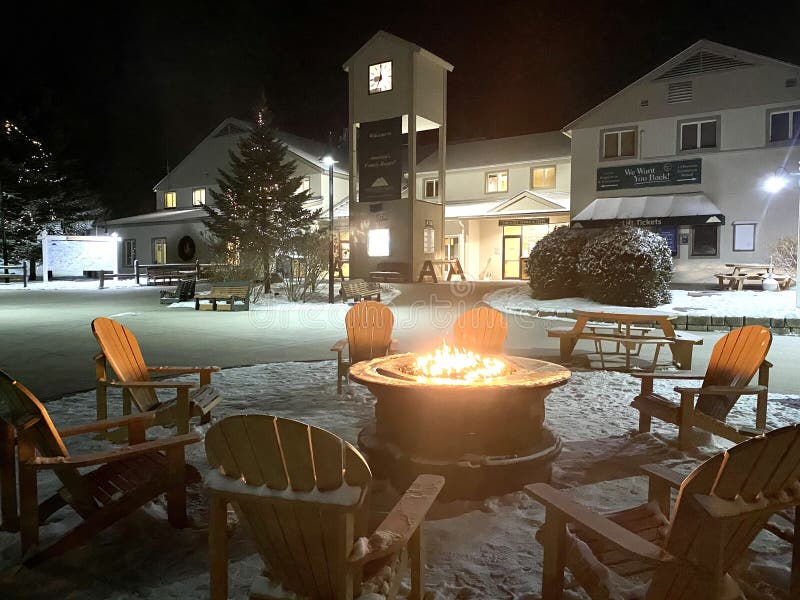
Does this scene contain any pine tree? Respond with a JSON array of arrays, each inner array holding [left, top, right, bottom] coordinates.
[[204, 108, 320, 291]]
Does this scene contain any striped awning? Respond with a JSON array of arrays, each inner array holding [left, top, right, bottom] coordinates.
[[571, 193, 724, 228]]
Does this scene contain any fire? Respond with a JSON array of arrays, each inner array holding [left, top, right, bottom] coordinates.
[[411, 341, 512, 384]]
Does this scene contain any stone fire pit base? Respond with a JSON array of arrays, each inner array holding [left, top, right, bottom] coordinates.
[[358, 425, 562, 501]]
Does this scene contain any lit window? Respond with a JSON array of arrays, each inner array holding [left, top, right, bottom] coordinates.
[[602, 129, 636, 159], [680, 119, 718, 151], [192, 188, 206, 206], [164, 191, 176, 208], [152, 238, 167, 263], [296, 176, 311, 194], [733, 223, 756, 252], [368, 228, 390, 257], [486, 170, 508, 193], [424, 178, 439, 198], [769, 109, 800, 143], [532, 166, 556, 189]]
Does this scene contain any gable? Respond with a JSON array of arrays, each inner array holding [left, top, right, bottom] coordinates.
[[494, 191, 569, 214], [653, 50, 753, 81]]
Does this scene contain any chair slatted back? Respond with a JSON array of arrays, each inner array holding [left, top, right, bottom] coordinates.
[[205, 415, 371, 599], [0, 370, 94, 511], [344, 301, 394, 364], [453, 307, 508, 354], [647, 424, 800, 599], [695, 325, 771, 421], [92, 317, 159, 412]]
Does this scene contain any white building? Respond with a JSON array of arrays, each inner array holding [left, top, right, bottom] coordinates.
[[103, 118, 349, 270], [566, 40, 800, 283]]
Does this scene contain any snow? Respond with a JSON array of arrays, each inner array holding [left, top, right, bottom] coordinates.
[[1, 360, 798, 599], [0, 278, 140, 290], [485, 284, 800, 319]]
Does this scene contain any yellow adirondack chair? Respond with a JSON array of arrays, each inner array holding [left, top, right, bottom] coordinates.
[[452, 306, 508, 354], [205, 414, 445, 600], [0, 369, 199, 565], [631, 325, 772, 449], [331, 300, 398, 393], [92, 317, 222, 434], [528, 424, 800, 599]]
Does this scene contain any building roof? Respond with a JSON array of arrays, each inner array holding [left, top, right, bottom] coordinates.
[[416, 131, 570, 173], [563, 39, 800, 133], [104, 208, 208, 226], [153, 117, 347, 191], [342, 30, 453, 72], [445, 189, 570, 219]]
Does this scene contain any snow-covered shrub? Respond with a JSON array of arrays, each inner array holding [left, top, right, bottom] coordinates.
[[770, 236, 797, 275], [577, 226, 672, 307], [527, 226, 589, 299]]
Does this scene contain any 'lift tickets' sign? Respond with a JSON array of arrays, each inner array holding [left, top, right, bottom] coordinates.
[[358, 117, 402, 202], [596, 158, 701, 191]]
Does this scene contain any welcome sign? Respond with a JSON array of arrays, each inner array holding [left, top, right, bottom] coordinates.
[[358, 117, 402, 202], [597, 158, 701, 191]]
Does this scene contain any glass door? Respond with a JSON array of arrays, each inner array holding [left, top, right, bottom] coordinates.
[[152, 238, 167, 264], [502, 233, 522, 279], [444, 235, 460, 276]]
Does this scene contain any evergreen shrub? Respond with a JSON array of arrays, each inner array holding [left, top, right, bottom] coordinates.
[[527, 226, 589, 299]]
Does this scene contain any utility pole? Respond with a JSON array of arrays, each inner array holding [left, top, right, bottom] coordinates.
[[0, 180, 7, 265]]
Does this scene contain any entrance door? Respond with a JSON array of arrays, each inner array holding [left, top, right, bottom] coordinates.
[[444, 235, 460, 276], [152, 238, 167, 264], [502, 234, 522, 279]]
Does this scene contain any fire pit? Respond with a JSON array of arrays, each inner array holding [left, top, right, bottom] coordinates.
[[350, 344, 570, 500]]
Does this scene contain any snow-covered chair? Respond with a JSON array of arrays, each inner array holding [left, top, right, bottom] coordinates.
[[527, 424, 800, 599], [331, 300, 398, 394], [631, 325, 772, 450], [204, 414, 444, 600], [452, 306, 507, 354]]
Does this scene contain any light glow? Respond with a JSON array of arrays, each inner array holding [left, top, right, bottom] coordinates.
[[321, 155, 336, 167], [411, 341, 512, 384], [764, 175, 787, 194], [367, 228, 390, 257]]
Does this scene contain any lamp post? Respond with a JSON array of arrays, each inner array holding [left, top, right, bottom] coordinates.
[[321, 155, 336, 303], [764, 164, 800, 307]]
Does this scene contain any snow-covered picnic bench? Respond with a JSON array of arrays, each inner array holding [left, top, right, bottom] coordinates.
[[339, 278, 381, 302], [715, 263, 794, 290], [194, 282, 251, 311]]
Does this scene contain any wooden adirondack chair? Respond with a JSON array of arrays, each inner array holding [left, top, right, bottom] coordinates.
[[528, 424, 800, 600], [631, 325, 772, 450], [0, 369, 200, 565], [331, 300, 398, 393], [452, 306, 508, 354], [205, 414, 445, 600], [92, 317, 222, 434]]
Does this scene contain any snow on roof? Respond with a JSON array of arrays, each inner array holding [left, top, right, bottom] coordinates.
[[104, 208, 208, 226], [572, 193, 723, 224], [416, 131, 570, 173], [445, 190, 570, 219]]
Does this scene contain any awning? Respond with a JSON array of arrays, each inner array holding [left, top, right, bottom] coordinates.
[[571, 193, 725, 228]]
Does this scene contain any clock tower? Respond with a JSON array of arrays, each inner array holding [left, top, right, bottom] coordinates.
[[343, 31, 453, 282]]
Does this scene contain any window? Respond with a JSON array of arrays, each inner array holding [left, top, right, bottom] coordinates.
[[123, 239, 136, 267], [733, 223, 756, 252], [679, 118, 718, 151], [532, 166, 556, 189], [691, 225, 718, 257], [296, 176, 311, 195], [152, 238, 167, 264], [486, 170, 508, 193], [367, 228, 390, 257], [192, 188, 206, 206], [602, 129, 636, 159], [164, 191, 176, 208], [769, 109, 800, 143], [424, 178, 439, 198]]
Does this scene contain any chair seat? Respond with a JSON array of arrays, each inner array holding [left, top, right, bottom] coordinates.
[[80, 452, 168, 507], [631, 393, 679, 425], [156, 385, 222, 417]]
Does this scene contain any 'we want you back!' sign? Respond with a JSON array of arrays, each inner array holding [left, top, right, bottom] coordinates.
[[596, 158, 701, 191]]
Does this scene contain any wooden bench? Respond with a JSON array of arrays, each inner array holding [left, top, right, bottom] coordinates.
[[339, 278, 381, 302], [0, 264, 27, 288], [716, 271, 794, 291], [160, 278, 197, 304], [194, 282, 251, 311], [369, 261, 409, 283]]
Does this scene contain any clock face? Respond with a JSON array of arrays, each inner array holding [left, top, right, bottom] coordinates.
[[368, 61, 392, 94]]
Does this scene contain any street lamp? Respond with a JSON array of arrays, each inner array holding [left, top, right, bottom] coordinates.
[[321, 155, 336, 303], [763, 164, 800, 307]]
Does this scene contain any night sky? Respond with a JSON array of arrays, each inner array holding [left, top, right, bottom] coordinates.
[[3, 0, 800, 217]]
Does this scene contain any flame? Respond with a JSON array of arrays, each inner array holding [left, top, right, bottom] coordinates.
[[412, 341, 511, 384]]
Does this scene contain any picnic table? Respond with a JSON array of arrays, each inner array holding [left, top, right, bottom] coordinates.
[[716, 263, 794, 291], [417, 259, 466, 283], [547, 307, 703, 371]]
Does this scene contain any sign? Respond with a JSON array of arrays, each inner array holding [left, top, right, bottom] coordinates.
[[596, 158, 701, 191], [657, 225, 678, 256], [573, 214, 724, 228], [498, 217, 550, 226], [358, 117, 402, 202]]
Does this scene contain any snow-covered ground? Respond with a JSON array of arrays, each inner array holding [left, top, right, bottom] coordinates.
[[485, 285, 800, 319], [0, 278, 140, 291], [1, 360, 797, 599]]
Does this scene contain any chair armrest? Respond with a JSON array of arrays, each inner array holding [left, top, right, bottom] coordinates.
[[525, 483, 671, 565], [146, 365, 221, 374], [331, 338, 348, 353], [24, 433, 201, 469], [640, 463, 685, 489], [389, 339, 400, 355], [630, 372, 705, 381], [105, 380, 198, 389], [58, 413, 157, 437], [673, 384, 767, 396], [349, 474, 444, 564]]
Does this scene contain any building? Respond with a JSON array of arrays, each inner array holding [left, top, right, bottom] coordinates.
[[102, 117, 349, 271], [566, 40, 800, 283]]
